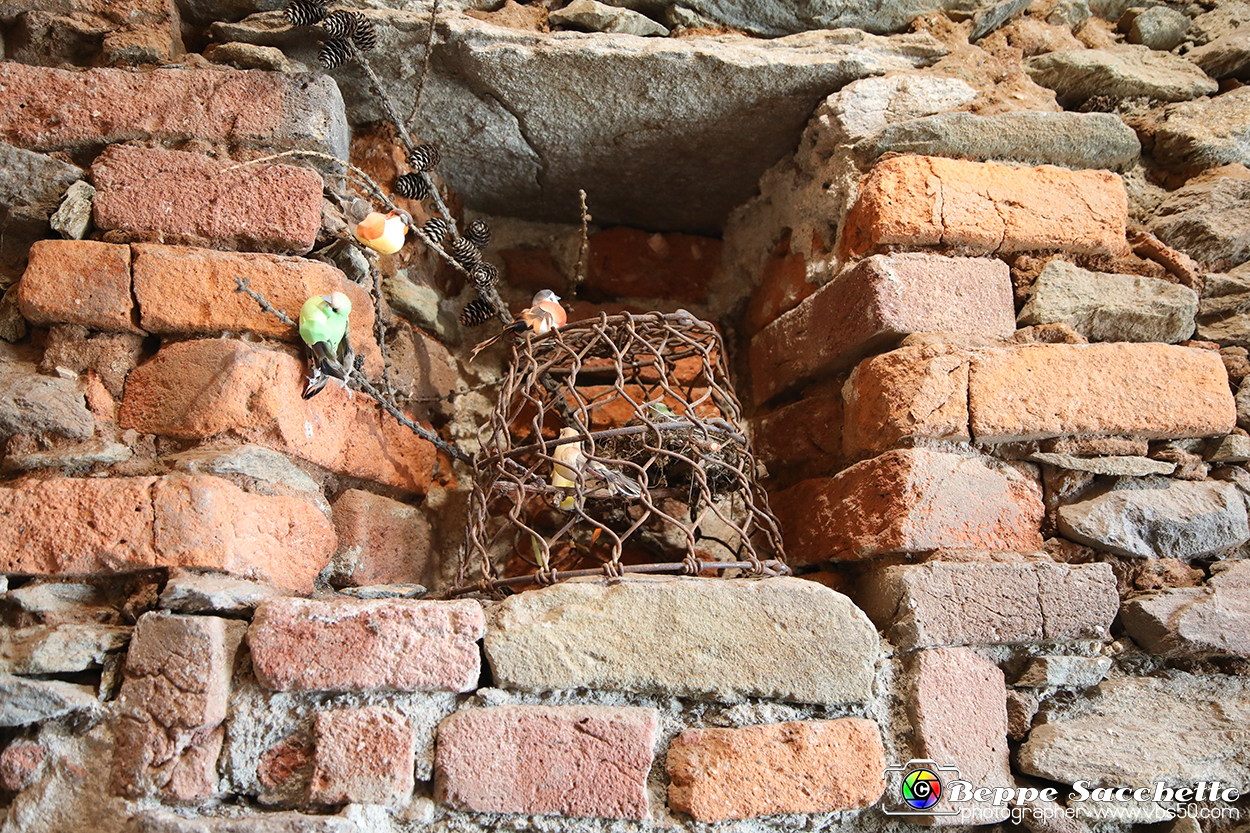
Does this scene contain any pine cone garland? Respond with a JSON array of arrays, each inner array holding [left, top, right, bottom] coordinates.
[[450, 237, 481, 267], [459, 299, 495, 327], [422, 217, 451, 242], [321, 8, 358, 37], [465, 218, 491, 249], [352, 16, 378, 50], [469, 262, 499, 289], [317, 37, 353, 69], [394, 173, 428, 201], [284, 0, 327, 25], [407, 144, 440, 173]]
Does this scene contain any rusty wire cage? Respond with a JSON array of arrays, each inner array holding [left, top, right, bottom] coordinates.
[[450, 310, 788, 596]]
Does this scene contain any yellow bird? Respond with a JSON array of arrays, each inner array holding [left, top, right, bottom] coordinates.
[[551, 427, 642, 510], [353, 210, 409, 255]]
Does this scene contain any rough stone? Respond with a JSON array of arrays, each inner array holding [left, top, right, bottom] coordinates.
[[485, 576, 877, 705], [549, 0, 669, 35], [204, 42, 307, 72], [0, 363, 95, 441], [112, 613, 246, 801], [309, 707, 415, 807], [435, 705, 657, 820], [1014, 655, 1112, 688], [165, 444, 327, 512], [248, 597, 485, 693], [1205, 432, 1250, 463], [0, 742, 45, 792], [1027, 452, 1176, 476], [128, 810, 361, 833], [1057, 476, 1250, 559], [91, 145, 323, 255], [0, 624, 131, 674], [39, 325, 145, 399], [969, 343, 1235, 442], [50, 180, 95, 242], [0, 474, 335, 593], [1154, 88, 1250, 172], [666, 718, 885, 821], [0, 0, 182, 66], [159, 570, 288, 616], [0, 675, 98, 727], [0, 63, 348, 159], [330, 490, 433, 588], [1150, 166, 1250, 269], [1018, 260, 1197, 343], [1024, 46, 1219, 107], [1018, 672, 1250, 789], [0, 143, 83, 278], [970, 0, 1032, 40], [1125, 6, 1190, 51], [1187, 28, 1250, 81], [16, 240, 138, 333], [842, 156, 1129, 260], [803, 73, 977, 154], [750, 253, 1013, 405], [670, 0, 966, 35], [119, 339, 438, 494], [1190, 1, 1250, 45], [1120, 561, 1250, 658], [857, 559, 1118, 649], [1007, 689, 1040, 741], [771, 450, 1044, 564]]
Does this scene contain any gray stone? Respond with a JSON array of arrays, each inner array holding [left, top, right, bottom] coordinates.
[[1189, 1, 1250, 46], [0, 363, 94, 442], [1206, 433, 1250, 462], [1154, 87, 1250, 171], [1120, 561, 1250, 658], [49, 180, 94, 240], [0, 674, 98, 726], [166, 444, 328, 515], [857, 560, 1119, 650], [1014, 655, 1112, 688], [549, 0, 669, 35], [129, 809, 362, 833], [159, 570, 288, 615], [1018, 672, 1250, 789], [970, 0, 1031, 41], [1025, 46, 1219, 107], [1150, 167, 1250, 268], [1238, 377, 1250, 430], [204, 42, 308, 72], [174, 0, 285, 26], [1125, 6, 1190, 51], [665, 5, 721, 29], [336, 585, 427, 600], [0, 285, 27, 342], [1187, 28, 1250, 81], [4, 438, 132, 472], [0, 624, 131, 674], [674, 0, 965, 36], [1017, 260, 1197, 342], [1057, 476, 1250, 559], [0, 143, 84, 279], [1198, 266, 1250, 345], [1028, 452, 1176, 476], [484, 576, 878, 705], [857, 111, 1141, 171], [382, 273, 457, 342], [1047, 0, 1091, 32], [804, 73, 977, 156]]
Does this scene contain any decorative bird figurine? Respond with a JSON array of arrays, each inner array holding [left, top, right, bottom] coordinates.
[[298, 292, 354, 399], [352, 209, 409, 255], [551, 427, 643, 510], [469, 289, 568, 361]]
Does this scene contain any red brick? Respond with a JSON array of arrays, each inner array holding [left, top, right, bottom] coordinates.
[[749, 253, 1013, 405], [748, 386, 845, 488], [667, 718, 885, 822], [131, 244, 383, 376], [331, 490, 433, 588], [969, 343, 1234, 442], [0, 64, 346, 157], [0, 742, 44, 792], [842, 155, 1129, 259], [119, 339, 438, 494], [310, 707, 415, 807], [743, 236, 818, 337], [111, 612, 246, 801], [0, 474, 334, 593], [91, 145, 322, 256], [257, 736, 312, 794], [16, 240, 139, 333], [907, 647, 1012, 825], [771, 449, 1044, 564], [586, 227, 720, 303], [248, 597, 485, 693], [435, 705, 657, 820]]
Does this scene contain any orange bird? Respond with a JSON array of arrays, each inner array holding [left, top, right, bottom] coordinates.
[[470, 289, 567, 361]]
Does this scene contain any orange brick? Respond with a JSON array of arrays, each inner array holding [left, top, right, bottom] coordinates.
[[17, 240, 139, 333], [587, 227, 720, 303], [748, 388, 845, 488]]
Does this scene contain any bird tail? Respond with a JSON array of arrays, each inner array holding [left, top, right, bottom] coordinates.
[[469, 319, 526, 363]]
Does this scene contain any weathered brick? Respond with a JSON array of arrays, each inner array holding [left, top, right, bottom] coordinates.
[[248, 597, 484, 693], [743, 237, 818, 337], [330, 490, 433, 588], [587, 227, 720, 303], [16, 240, 139, 333], [667, 718, 885, 822], [750, 253, 1013, 405], [111, 612, 246, 801], [842, 155, 1128, 259], [0, 474, 334, 593], [772, 449, 1044, 564], [484, 576, 878, 706], [0, 742, 44, 792], [435, 705, 657, 820], [748, 386, 845, 488], [908, 647, 1011, 826], [0, 63, 348, 159], [969, 343, 1235, 442], [92, 145, 322, 256], [119, 339, 438, 494], [309, 707, 415, 807], [131, 244, 383, 376], [842, 344, 970, 458], [857, 559, 1119, 650]]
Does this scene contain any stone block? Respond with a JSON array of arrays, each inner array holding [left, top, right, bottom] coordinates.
[[0, 362, 95, 441], [16, 240, 138, 333], [1014, 656, 1112, 688], [1024, 45, 1218, 107], [39, 325, 146, 399], [1153, 87, 1250, 172], [0, 675, 97, 727], [1149, 165, 1250, 270], [1120, 561, 1250, 658], [0, 623, 131, 675], [330, 490, 433, 588], [309, 707, 415, 807]]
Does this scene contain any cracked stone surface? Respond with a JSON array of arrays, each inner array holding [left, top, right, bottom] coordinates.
[[1121, 561, 1250, 658]]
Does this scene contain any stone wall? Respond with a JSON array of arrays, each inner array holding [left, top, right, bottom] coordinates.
[[1, 0, 1249, 832]]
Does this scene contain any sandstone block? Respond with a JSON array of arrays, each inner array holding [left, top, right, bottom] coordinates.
[[248, 597, 485, 693], [330, 490, 433, 588], [484, 576, 878, 706], [771, 450, 1044, 563], [0, 623, 131, 675], [1120, 561, 1250, 658], [857, 560, 1118, 650], [1024, 45, 1219, 107], [16, 240, 138, 333], [1153, 87, 1250, 172], [969, 343, 1234, 442], [0, 474, 334, 593], [842, 156, 1128, 260], [111, 612, 246, 801], [119, 339, 438, 494], [1014, 656, 1112, 688], [309, 707, 415, 807], [1149, 165, 1250, 270], [667, 718, 885, 821], [586, 227, 720, 302], [750, 253, 1013, 404], [0, 675, 97, 727], [159, 571, 288, 616], [91, 145, 322, 255], [435, 705, 657, 820]]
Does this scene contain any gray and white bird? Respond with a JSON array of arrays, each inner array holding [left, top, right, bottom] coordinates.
[[551, 427, 643, 510]]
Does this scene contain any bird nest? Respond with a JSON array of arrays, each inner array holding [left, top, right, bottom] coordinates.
[[451, 311, 787, 596]]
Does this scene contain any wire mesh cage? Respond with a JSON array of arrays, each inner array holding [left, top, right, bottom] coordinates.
[[451, 310, 788, 596]]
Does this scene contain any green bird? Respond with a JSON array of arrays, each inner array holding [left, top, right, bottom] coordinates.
[[298, 292, 354, 399]]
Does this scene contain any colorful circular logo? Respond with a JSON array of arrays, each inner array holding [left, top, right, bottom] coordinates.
[[901, 768, 943, 810]]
